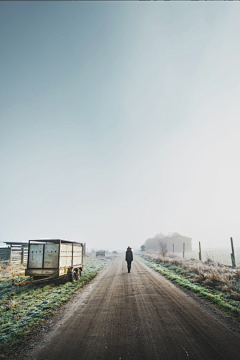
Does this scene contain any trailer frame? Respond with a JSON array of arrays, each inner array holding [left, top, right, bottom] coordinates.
[[25, 239, 84, 282]]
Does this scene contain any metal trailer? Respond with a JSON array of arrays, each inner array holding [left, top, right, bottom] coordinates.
[[25, 239, 84, 282]]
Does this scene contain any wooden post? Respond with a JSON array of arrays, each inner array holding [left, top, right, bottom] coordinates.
[[24, 247, 28, 263], [183, 243, 185, 258], [199, 241, 202, 261], [173, 243, 174, 254], [9, 246, 12, 265], [230, 237, 236, 268], [72, 243, 74, 267], [21, 247, 24, 264]]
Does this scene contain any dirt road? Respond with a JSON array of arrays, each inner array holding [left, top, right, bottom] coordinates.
[[21, 255, 240, 360]]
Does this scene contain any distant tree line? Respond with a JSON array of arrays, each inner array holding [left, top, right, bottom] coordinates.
[[144, 232, 192, 255]]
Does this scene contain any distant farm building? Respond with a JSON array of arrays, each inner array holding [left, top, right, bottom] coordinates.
[[145, 233, 192, 253]]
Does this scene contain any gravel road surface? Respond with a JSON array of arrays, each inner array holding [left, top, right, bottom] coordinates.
[[20, 255, 240, 360]]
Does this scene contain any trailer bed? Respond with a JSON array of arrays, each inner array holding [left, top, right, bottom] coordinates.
[[25, 239, 84, 281]]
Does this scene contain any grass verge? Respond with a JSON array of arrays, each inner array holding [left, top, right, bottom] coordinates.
[[0, 256, 108, 359], [140, 255, 240, 320]]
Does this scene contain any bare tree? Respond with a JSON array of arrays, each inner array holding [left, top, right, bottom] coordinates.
[[159, 240, 168, 257]]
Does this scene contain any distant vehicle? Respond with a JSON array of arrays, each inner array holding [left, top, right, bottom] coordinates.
[[25, 239, 84, 282], [112, 251, 118, 254], [141, 245, 145, 251], [96, 250, 105, 257]]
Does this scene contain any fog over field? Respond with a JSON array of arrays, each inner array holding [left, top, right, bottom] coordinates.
[[1, 3, 240, 252]]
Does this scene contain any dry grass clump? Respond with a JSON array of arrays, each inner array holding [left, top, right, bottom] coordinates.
[[147, 253, 184, 266], [204, 257, 216, 266], [5, 299, 18, 311], [234, 269, 240, 280], [148, 253, 165, 263], [196, 269, 228, 288], [222, 284, 233, 293], [0, 262, 7, 271], [171, 258, 184, 266], [228, 291, 240, 301]]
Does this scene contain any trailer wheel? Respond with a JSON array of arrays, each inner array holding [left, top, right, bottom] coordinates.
[[69, 271, 76, 282], [75, 269, 81, 280]]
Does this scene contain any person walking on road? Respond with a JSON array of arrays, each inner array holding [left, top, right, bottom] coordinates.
[[125, 246, 133, 273]]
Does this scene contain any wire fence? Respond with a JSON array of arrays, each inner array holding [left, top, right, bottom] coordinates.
[[169, 238, 240, 268]]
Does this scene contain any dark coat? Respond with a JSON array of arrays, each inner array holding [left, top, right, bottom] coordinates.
[[125, 250, 133, 263]]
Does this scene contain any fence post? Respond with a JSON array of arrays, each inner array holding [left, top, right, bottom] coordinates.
[[24, 247, 28, 263], [173, 243, 174, 254], [9, 246, 12, 265], [199, 241, 202, 261], [230, 237, 236, 268], [21, 248, 24, 264], [183, 243, 185, 258]]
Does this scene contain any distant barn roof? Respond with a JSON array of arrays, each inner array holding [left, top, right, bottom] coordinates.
[[4, 242, 29, 247]]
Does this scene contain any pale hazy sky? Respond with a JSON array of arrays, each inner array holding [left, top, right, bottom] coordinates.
[[1, 2, 240, 251]]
